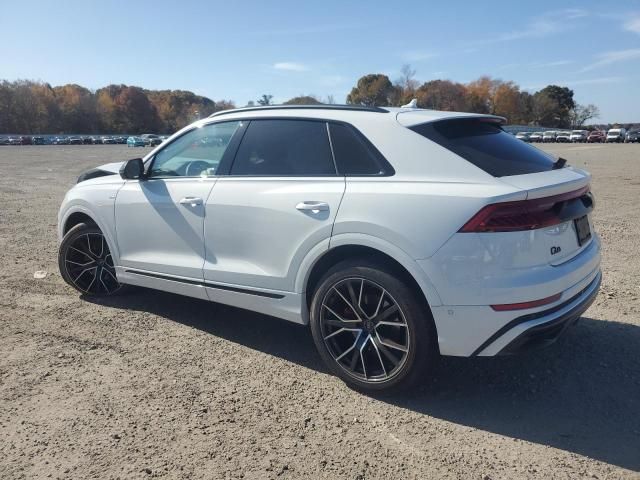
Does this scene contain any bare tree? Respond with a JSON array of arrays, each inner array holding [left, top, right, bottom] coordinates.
[[570, 104, 601, 127], [393, 64, 419, 105], [257, 94, 273, 106]]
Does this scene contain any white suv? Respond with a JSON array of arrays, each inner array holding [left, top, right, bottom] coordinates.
[[58, 105, 601, 391]]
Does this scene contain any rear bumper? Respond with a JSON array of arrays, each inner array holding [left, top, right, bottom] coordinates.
[[480, 270, 601, 356]]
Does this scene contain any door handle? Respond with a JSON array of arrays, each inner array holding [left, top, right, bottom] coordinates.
[[296, 201, 329, 213], [179, 197, 203, 206]]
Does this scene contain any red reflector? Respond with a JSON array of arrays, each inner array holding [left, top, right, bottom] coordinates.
[[490, 293, 562, 311], [460, 185, 590, 233]]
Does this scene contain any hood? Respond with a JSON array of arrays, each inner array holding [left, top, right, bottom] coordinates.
[[76, 161, 125, 183], [97, 161, 125, 173]]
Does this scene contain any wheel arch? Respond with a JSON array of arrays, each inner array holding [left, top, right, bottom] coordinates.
[[63, 211, 97, 235], [59, 204, 121, 265], [298, 234, 442, 325]]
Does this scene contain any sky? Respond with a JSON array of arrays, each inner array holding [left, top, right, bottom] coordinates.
[[1, 0, 639, 122]]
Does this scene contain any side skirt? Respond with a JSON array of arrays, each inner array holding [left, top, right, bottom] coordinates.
[[115, 267, 305, 324]]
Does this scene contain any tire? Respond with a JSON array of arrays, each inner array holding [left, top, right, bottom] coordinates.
[[309, 259, 438, 392], [58, 222, 123, 297]]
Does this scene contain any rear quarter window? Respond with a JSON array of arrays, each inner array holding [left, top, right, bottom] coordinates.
[[410, 119, 556, 177]]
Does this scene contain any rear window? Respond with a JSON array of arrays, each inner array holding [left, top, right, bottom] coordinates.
[[410, 119, 556, 177]]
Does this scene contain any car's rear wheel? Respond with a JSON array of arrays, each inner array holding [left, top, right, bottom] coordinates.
[[310, 260, 437, 392], [58, 223, 122, 296]]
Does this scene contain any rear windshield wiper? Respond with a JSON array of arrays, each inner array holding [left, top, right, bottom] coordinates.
[[553, 157, 567, 170]]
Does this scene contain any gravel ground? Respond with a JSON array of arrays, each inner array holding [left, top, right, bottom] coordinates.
[[0, 144, 639, 480]]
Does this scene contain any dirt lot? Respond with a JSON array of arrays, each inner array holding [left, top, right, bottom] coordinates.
[[0, 143, 639, 479]]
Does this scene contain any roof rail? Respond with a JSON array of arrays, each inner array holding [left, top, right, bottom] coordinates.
[[208, 104, 388, 118]]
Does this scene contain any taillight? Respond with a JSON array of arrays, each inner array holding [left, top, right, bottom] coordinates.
[[459, 185, 590, 233]]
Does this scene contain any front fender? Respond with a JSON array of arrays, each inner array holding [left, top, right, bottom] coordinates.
[[58, 183, 123, 265]]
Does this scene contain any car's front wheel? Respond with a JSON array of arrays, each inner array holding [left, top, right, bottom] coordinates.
[[58, 222, 122, 296], [310, 260, 437, 392]]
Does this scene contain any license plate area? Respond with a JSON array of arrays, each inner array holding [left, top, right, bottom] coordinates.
[[574, 215, 591, 246]]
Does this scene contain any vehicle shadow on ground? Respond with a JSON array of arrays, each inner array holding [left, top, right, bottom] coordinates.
[[90, 289, 640, 472]]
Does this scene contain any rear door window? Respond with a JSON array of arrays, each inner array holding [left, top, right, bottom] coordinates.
[[410, 119, 556, 177], [230, 119, 336, 176]]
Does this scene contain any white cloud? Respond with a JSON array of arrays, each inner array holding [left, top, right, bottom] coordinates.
[[272, 62, 309, 72], [624, 15, 640, 34], [580, 48, 640, 72], [479, 9, 588, 45], [532, 60, 574, 68], [563, 76, 626, 86]]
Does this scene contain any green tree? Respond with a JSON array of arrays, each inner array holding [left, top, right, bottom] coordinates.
[[283, 95, 322, 105], [536, 85, 575, 128], [346, 74, 397, 106]]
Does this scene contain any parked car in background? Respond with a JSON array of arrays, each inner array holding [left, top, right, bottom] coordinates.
[[570, 130, 588, 143], [141, 133, 162, 146], [102, 136, 116, 144], [53, 137, 69, 145], [20, 136, 33, 145], [32, 136, 46, 145], [69, 137, 82, 145], [116, 136, 127, 144], [515, 132, 530, 142], [90, 137, 102, 144], [127, 136, 145, 147], [587, 131, 605, 143], [9, 137, 23, 145], [606, 128, 626, 143], [624, 130, 639, 143], [529, 132, 544, 142], [82, 137, 93, 145], [556, 131, 572, 143], [58, 105, 601, 392], [542, 131, 557, 143]]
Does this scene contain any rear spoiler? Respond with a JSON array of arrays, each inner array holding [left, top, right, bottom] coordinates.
[[396, 111, 506, 128]]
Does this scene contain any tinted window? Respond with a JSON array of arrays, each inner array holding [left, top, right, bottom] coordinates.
[[410, 119, 556, 177], [329, 123, 386, 175], [150, 121, 241, 177], [231, 120, 335, 176]]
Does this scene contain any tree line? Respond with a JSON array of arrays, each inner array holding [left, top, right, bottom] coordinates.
[[1, 68, 602, 134], [344, 67, 599, 128], [0, 80, 235, 134]]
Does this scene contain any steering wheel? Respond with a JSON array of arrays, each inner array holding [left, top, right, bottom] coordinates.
[[184, 160, 211, 177]]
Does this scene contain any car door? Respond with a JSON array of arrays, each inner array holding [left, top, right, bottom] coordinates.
[[114, 121, 243, 292], [203, 119, 346, 297]]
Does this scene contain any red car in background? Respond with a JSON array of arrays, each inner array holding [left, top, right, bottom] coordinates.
[[587, 131, 605, 143]]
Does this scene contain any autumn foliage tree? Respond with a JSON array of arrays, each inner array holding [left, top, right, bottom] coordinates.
[[0, 79, 234, 134], [347, 71, 591, 128]]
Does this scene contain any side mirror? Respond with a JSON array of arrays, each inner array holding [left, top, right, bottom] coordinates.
[[120, 158, 145, 180]]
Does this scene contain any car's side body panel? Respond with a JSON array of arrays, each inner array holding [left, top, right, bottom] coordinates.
[[202, 177, 346, 291], [114, 177, 217, 279]]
